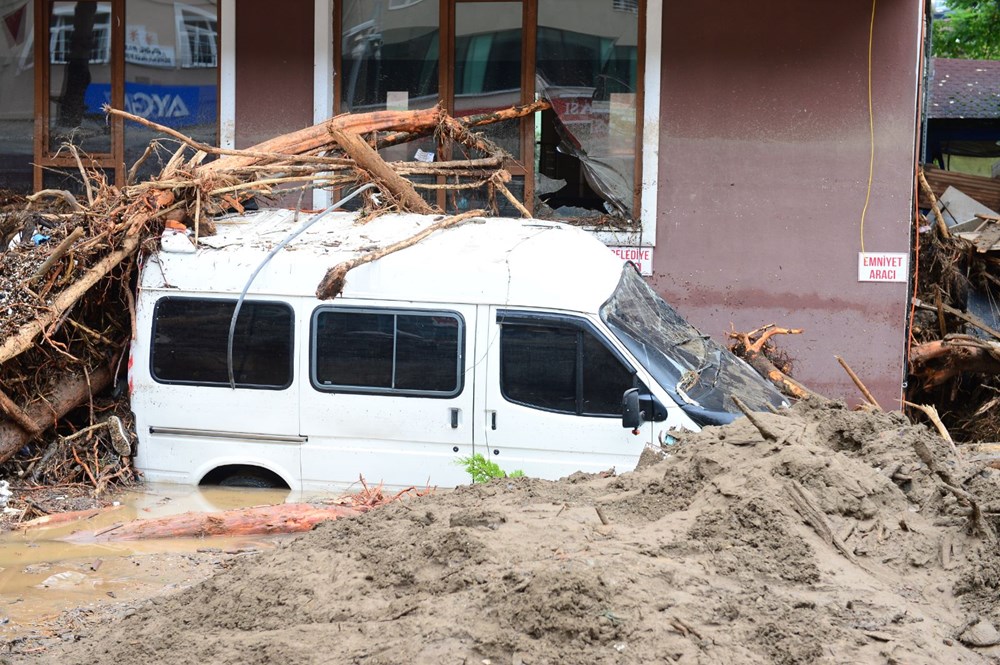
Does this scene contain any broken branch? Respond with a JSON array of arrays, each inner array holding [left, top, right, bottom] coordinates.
[[834, 355, 881, 409]]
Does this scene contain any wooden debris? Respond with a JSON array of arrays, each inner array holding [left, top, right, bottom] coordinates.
[[329, 128, 435, 214], [727, 324, 821, 401], [903, 401, 960, 460], [835, 355, 882, 409], [0, 364, 113, 465], [909, 334, 1000, 390], [20, 504, 125, 529], [785, 479, 860, 565], [918, 168, 951, 239], [912, 437, 996, 543], [731, 396, 784, 442], [66, 503, 365, 542]]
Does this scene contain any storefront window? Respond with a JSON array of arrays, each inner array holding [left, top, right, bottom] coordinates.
[[335, 0, 640, 222], [341, 0, 439, 113], [454, 1, 522, 159], [535, 0, 638, 219], [48, 1, 112, 155], [123, 0, 218, 179], [341, 0, 438, 164]]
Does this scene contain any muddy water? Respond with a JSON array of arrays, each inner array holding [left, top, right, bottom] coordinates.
[[0, 484, 299, 640]]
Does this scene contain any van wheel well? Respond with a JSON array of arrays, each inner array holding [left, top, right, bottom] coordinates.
[[200, 465, 289, 489]]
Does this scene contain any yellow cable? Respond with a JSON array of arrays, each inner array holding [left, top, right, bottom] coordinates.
[[860, 0, 876, 255]]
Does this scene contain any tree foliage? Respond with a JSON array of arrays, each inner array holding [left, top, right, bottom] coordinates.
[[932, 0, 1000, 60]]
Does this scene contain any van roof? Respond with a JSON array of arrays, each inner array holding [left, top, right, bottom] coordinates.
[[142, 209, 626, 313]]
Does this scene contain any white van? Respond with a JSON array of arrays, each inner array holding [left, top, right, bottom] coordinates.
[[130, 210, 787, 490]]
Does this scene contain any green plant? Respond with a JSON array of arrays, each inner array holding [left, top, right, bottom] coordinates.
[[932, 1, 1000, 60], [457, 453, 525, 483]]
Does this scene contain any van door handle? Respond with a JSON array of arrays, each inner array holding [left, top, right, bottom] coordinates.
[[450, 408, 460, 429], [491, 412, 497, 430]]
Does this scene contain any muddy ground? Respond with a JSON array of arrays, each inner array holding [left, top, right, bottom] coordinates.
[[4, 401, 1000, 664]]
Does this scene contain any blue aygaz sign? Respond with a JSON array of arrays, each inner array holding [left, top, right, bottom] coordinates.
[[85, 83, 217, 129]]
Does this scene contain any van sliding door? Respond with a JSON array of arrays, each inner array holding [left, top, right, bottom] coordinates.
[[299, 303, 477, 491]]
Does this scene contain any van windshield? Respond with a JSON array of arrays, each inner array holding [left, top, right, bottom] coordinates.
[[600, 265, 788, 426]]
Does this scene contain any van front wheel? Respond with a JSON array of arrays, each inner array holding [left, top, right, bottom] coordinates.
[[201, 465, 289, 489]]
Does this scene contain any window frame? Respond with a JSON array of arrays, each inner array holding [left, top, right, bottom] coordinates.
[[310, 305, 466, 399], [496, 309, 637, 418], [331, 0, 646, 224], [32, 0, 221, 190], [34, 0, 124, 187], [149, 296, 296, 391]]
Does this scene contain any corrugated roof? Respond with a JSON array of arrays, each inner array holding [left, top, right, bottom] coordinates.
[[927, 57, 1000, 120]]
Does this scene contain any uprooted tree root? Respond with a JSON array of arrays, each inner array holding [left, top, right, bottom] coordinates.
[[908, 167, 1000, 441], [727, 323, 822, 401]]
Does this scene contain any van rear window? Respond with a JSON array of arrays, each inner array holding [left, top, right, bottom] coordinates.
[[151, 298, 294, 389], [311, 308, 463, 397]]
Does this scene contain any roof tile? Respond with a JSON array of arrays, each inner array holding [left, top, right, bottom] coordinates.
[[927, 57, 1000, 120]]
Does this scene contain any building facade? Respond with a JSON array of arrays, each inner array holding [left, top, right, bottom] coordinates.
[[0, 0, 925, 406]]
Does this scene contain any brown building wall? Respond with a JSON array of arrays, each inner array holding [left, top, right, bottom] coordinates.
[[654, 0, 922, 407]]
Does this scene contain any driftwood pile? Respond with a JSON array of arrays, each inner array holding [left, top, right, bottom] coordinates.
[[908, 167, 1000, 441], [0, 102, 542, 513]]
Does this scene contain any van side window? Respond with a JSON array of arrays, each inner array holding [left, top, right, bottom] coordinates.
[[151, 298, 293, 389], [312, 308, 463, 397], [500, 321, 634, 417]]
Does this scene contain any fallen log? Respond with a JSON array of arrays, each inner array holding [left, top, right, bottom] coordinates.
[[0, 363, 114, 464], [66, 503, 365, 542], [329, 128, 435, 214], [206, 106, 445, 171], [376, 100, 550, 149], [909, 335, 1000, 389], [20, 504, 125, 529]]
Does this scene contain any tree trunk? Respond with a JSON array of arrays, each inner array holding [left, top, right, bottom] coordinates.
[[909, 336, 1000, 389], [0, 364, 113, 463], [202, 106, 444, 172], [329, 129, 435, 214], [66, 503, 364, 542]]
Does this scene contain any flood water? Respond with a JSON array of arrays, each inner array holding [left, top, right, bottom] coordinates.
[[0, 484, 301, 639]]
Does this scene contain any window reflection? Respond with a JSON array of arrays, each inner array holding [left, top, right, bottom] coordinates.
[[454, 2, 522, 159], [341, 0, 439, 161], [48, 1, 112, 154], [123, 0, 219, 181]]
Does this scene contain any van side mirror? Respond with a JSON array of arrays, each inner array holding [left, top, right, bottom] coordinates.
[[622, 388, 668, 429], [622, 388, 643, 429]]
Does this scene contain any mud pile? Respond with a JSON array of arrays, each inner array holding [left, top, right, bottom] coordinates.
[[30, 402, 1000, 664]]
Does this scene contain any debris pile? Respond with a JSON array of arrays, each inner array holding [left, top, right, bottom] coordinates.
[[31, 402, 1000, 664], [0, 102, 546, 516], [909, 166, 1000, 442]]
